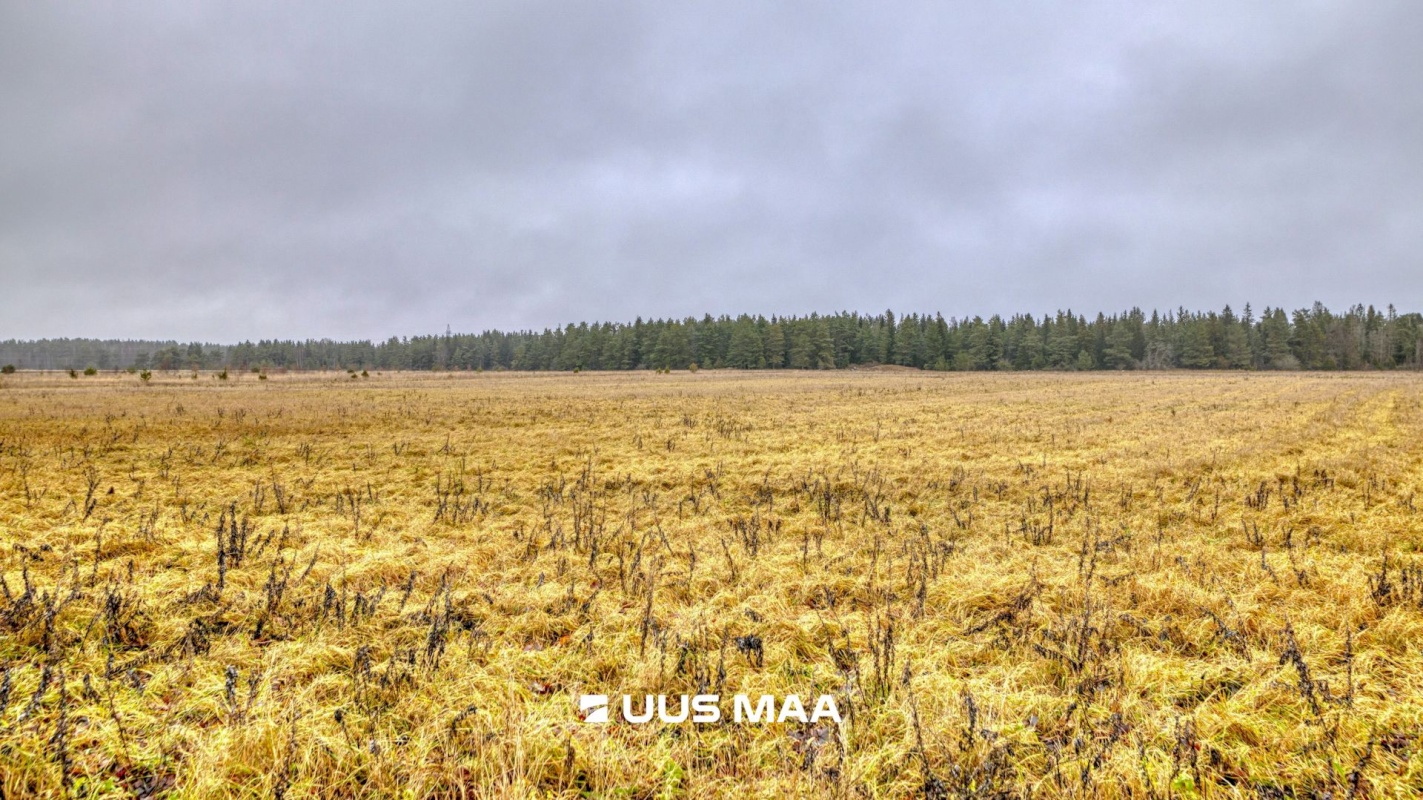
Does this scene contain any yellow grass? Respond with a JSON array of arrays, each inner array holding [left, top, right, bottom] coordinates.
[[2, 369, 1423, 798]]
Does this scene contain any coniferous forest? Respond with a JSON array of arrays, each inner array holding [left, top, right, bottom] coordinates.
[[3, 303, 1421, 373]]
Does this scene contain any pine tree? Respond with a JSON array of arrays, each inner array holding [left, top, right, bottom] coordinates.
[[764, 323, 786, 368], [1103, 319, 1136, 369], [725, 319, 765, 368], [1178, 319, 1214, 368]]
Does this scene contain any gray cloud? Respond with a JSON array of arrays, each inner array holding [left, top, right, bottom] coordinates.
[[2, 1, 1420, 340]]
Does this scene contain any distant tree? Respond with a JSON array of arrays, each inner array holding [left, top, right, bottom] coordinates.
[[891, 314, 916, 365], [1219, 306, 1251, 368], [1046, 315, 1078, 368], [764, 322, 786, 368], [855, 322, 885, 365], [1009, 317, 1045, 370], [788, 325, 813, 369], [961, 318, 1000, 370], [882, 309, 897, 364], [1260, 308, 1296, 369], [790, 318, 835, 369], [1103, 321, 1136, 369], [652, 324, 691, 370], [1178, 321, 1214, 368], [725, 319, 765, 368], [1291, 306, 1329, 368]]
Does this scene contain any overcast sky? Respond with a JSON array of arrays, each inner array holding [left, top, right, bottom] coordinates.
[[2, 2, 1420, 341]]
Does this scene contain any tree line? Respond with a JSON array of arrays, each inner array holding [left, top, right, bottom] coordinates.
[[3, 303, 1421, 373]]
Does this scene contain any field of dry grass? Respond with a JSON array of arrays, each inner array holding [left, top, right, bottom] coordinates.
[[2, 369, 1423, 798]]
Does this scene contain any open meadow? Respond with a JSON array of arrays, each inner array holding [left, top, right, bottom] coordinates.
[[2, 369, 1423, 798]]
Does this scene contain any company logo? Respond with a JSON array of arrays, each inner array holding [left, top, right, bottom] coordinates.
[[579, 694, 610, 723], [579, 694, 840, 725]]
